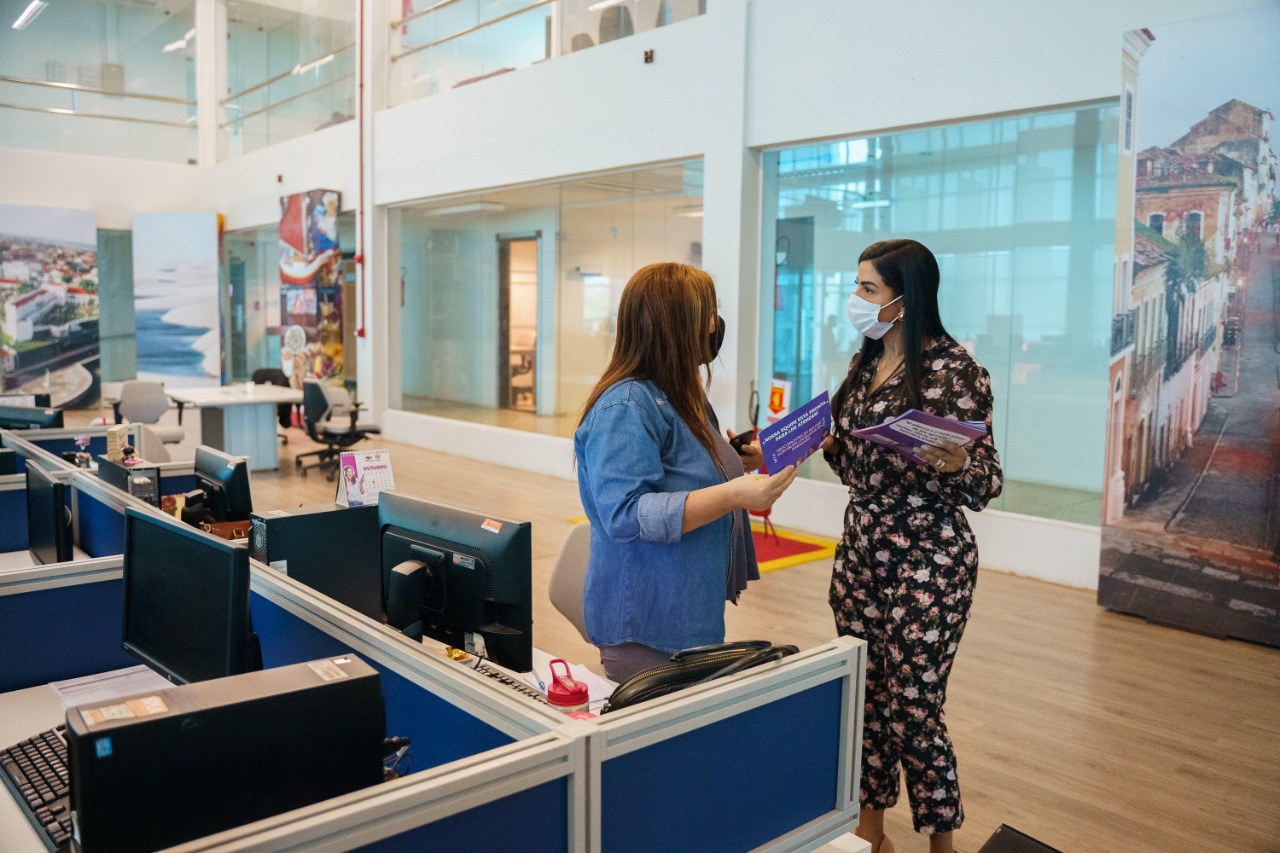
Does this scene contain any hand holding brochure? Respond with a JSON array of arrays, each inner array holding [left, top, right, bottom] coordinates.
[[757, 391, 832, 472], [850, 408, 987, 467]]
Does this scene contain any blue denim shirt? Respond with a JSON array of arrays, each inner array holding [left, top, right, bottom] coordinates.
[[575, 378, 732, 653]]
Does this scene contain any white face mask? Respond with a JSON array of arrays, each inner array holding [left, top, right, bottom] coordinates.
[[846, 292, 902, 340]]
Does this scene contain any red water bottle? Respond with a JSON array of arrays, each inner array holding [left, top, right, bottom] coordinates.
[[546, 659, 590, 715]]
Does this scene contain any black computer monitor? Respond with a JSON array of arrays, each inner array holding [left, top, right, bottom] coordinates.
[[0, 405, 64, 430], [122, 507, 263, 684], [188, 445, 253, 523], [26, 461, 72, 564], [379, 492, 533, 672]]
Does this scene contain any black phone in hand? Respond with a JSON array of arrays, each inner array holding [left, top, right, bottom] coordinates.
[[729, 430, 754, 453]]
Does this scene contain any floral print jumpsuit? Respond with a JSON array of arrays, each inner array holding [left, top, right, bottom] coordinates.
[[826, 335, 1003, 835]]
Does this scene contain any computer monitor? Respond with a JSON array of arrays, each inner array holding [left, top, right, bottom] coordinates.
[[26, 461, 72, 564], [379, 491, 533, 672], [0, 404, 63, 430], [122, 507, 263, 684], [186, 445, 253, 524]]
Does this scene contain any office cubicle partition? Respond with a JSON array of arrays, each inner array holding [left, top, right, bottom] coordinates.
[[0, 534, 587, 852], [587, 638, 866, 853]]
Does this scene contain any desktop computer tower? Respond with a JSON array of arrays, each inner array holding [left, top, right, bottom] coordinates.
[[249, 502, 382, 619], [95, 455, 162, 508], [67, 656, 386, 853]]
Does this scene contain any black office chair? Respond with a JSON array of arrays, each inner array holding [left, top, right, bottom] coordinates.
[[296, 379, 380, 480], [251, 368, 294, 443]]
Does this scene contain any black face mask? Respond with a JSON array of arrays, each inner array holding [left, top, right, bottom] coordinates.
[[705, 315, 725, 364]]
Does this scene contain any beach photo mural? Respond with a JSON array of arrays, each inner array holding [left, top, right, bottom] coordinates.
[[0, 204, 100, 407], [131, 212, 221, 387], [1101, 6, 1280, 647]]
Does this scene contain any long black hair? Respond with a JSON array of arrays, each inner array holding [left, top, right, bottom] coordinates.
[[831, 239, 949, 435]]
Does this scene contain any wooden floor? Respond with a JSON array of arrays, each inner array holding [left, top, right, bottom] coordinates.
[[86, 413, 1280, 852]]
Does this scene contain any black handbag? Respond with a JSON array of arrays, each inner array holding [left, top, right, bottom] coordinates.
[[601, 640, 799, 713]]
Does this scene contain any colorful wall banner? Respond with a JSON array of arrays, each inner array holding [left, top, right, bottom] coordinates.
[[0, 204, 100, 407], [278, 189, 343, 388], [1101, 7, 1280, 647]]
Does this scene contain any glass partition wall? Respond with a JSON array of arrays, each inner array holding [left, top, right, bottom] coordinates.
[[224, 0, 356, 158], [761, 103, 1120, 525], [392, 160, 703, 437], [387, 0, 705, 106], [0, 0, 197, 161]]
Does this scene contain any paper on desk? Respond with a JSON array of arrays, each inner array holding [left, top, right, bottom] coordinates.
[[522, 648, 617, 711], [50, 665, 173, 709]]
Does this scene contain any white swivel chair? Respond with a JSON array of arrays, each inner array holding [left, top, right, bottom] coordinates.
[[548, 521, 591, 642], [117, 381, 184, 445]]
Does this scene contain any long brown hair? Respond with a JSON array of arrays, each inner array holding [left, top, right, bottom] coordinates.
[[578, 262, 720, 460]]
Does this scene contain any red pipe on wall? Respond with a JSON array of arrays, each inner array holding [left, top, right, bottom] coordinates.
[[354, 0, 367, 338]]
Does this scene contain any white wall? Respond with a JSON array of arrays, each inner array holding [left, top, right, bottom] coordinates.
[[743, 0, 1268, 149], [0, 149, 205, 230], [210, 120, 359, 230], [373, 16, 711, 207]]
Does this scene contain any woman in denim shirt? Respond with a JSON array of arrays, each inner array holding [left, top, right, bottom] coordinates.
[[575, 262, 797, 682]]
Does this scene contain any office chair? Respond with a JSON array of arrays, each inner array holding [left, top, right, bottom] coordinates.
[[598, 5, 634, 43], [115, 381, 184, 445], [548, 521, 591, 642], [251, 367, 294, 442], [296, 379, 380, 480]]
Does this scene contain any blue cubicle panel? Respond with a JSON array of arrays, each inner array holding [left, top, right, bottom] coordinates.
[[0, 559, 136, 693], [0, 477, 28, 552], [601, 680, 842, 852], [249, 589, 515, 774], [72, 477, 127, 558]]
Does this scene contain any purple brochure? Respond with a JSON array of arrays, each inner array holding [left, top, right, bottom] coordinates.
[[850, 408, 987, 466], [757, 391, 832, 472]]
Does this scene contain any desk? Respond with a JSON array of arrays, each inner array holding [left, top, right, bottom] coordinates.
[[0, 684, 65, 852], [166, 385, 303, 471]]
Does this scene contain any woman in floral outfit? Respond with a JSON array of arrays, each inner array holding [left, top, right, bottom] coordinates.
[[823, 239, 1002, 853]]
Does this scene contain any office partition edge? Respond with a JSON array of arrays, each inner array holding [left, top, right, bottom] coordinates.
[[166, 732, 586, 853], [249, 561, 568, 740], [0, 555, 122, 595], [2, 432, 79, 480]]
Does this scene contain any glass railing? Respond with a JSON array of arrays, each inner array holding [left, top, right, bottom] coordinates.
[[388, 0, 704, 106], [0, 76, 196, 163], [221, 43, 356, 158]]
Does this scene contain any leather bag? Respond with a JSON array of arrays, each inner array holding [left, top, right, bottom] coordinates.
[[601, 640, 798, 713]]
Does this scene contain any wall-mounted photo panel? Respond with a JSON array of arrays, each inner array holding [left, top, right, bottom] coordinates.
[[278, 190, 343, 387], [131, 211, 221, 388], [0, 204, 100, 407], [1101, 6, 1280, 647]]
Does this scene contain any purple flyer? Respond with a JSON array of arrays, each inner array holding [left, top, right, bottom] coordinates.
[[757, 391, 832, 472], [849, 408, 987, 466]]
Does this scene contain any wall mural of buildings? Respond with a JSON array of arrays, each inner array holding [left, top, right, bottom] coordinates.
[[0, 204, 100, 407], [1102, 7, 1280, 647]]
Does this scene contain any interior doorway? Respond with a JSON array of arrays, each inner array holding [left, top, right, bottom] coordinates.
[[497, 235, 539, 412]]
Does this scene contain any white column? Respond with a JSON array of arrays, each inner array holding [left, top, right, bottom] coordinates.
[[699, 0, 756, 429], [357, 0, 392, 418], [195, 0, 226, 166]]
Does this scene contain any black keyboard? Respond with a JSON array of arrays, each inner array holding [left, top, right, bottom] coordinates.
[[0, 724, 72, 851]]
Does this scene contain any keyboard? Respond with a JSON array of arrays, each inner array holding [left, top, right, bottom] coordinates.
[[0, 724, 72, 851], [473, 662, 550, 705]]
